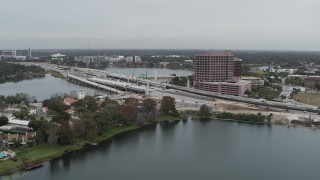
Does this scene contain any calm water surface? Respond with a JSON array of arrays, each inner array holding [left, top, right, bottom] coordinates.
[[7, 120, 320, 180], [0, 74, 99, 101]]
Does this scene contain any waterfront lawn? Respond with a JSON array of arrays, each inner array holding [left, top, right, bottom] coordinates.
[[0, 160, 21, 175], [293, 93, 320, 107], [16, 144, 63, 162]]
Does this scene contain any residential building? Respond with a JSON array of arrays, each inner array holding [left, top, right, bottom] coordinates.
[[64, 97, 77, 106], [194, 51, 251, 96]]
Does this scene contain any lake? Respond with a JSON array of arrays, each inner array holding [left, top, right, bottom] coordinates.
[[0, 67, 193, 101], [0, 74, 100, 101], [6, 119, 320, 180]]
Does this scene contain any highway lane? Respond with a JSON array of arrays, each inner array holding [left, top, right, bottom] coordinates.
[[19, 62, 319, 113]]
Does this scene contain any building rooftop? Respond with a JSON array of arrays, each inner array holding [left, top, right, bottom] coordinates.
[[64, 97, 77, 105], [196, 50, 233, 57], [8, 119, 30, 126], [51, 53, 66, 58]]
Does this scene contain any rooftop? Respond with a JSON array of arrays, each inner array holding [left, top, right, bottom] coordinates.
[[196, 50, 233, 57], [64, 97, 77, 105]]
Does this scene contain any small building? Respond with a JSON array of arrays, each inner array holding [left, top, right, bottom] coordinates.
[[8, 119, 30, 126], [65, 108, 75, 115], [241, 76, 264, 86], [0, 132, 36, 147], [42, 107, 49, 113], [51, 53, 66, 61], [134, 56, 142, 63], [28, 108, 37, 115], [64, 97, 77, 106], [78, 91, 85, 100], [126, 56, 134, 62]]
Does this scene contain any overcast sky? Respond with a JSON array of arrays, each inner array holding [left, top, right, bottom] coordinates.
[[0, 0, 319, 50]]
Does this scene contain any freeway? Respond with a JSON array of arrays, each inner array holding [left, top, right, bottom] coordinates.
[[82, 67, 318, 112], [19, 62, 319, 113]]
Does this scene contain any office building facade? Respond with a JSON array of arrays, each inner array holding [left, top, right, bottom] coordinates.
[[194, 51, 251, 96]]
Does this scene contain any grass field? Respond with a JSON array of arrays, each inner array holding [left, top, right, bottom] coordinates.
[[293, 93, 320, 107]]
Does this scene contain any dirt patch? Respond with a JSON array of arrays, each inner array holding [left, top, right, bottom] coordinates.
[[293, 93, 320, 107]]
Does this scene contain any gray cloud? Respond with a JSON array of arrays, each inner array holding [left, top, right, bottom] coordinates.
[[0, 0, 319, 50]]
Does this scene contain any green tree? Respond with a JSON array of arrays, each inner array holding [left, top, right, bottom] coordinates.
[[160, 96, 178, 116], [52, 112, 71, 123], [58, 121, 74, 145], [83, 96, 98, 111], [142, 98, 157, 114], [124, 97, 140, 106], [47, 123, 60, 145], [199, 104, 211, 117], [47, 98, 69, 113], [0, 116, 9, 126]]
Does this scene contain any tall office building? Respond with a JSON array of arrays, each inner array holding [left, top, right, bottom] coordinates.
[[194, 51, 251, 96], [28, 48, 32, 58]]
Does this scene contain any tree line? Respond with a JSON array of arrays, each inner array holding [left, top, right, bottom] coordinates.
[[216, 112, 270, 123], [28, 95, 178, 146], [0, 62, 45, 82]]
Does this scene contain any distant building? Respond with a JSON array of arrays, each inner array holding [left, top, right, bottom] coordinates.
[[108, 55, 125, 62], [75, 56, 106, 65], [28, 48, 32, 58], [134, 56, 142, 63], [277, 69, 297, 75], [184, 59, 193, 63], [1, 50, 16, 59], [194, 51, 251, 96], [0, 49, 32, 60], [126, 56, 134, 62], [78, 91, 85, 100], [51, 53, 66, 60], [241, 76, 264, 86]]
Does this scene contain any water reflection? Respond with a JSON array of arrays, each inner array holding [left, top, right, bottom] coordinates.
[[8, 120, 320, 180]]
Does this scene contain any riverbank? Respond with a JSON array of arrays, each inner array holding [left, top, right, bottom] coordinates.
[[0, 115, 179, 176]]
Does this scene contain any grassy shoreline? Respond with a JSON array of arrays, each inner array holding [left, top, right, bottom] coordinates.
[[0, 125, 139, 176], [0, 115, 179, 176]]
